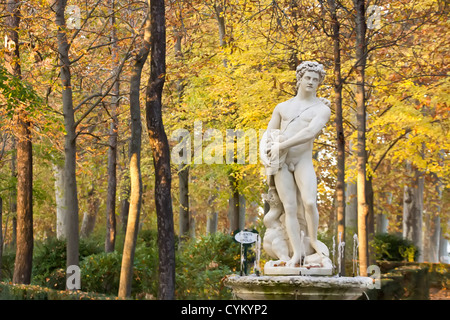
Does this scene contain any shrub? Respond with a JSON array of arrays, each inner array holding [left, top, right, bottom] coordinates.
[[0, 249, 16, 281], [0, 282, 117, 300], [78, 231, 159, 297], [80, 251, 122, 294], [372, 233, 419, 262], [32, 237, 103, 289], [175, 232, 241, 299]]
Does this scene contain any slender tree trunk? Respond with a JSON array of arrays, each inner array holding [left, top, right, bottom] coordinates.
[[174, 28, 190, 241], [206, 181, 219, 235], [9, 139, 17, 248], [439, 219, 448, 263], [228, 172, 240, 233], [403, 163, 424, 262], [434, 178, 444, 263], [55, 0, 80, 280], [146, 0, 175, 300], [345, 182, 357, 231], [6, 0, 34, 285], [53, 163, 67, 239], [119, 166, 130, 234], [178, 163, 190, 240], [80, 186, 99, 238], [376, 192, 391, 233], [214, 5, 242, 230], [118, 8, 151, 298], [206, 193, 218, 235], [354, 0, 368, 276], [214, 4, 227, 67], [105, 0, 119, 253], [119, 146, 130, 234], [329, 0, 345, 276], [366, 175, 375, 265]]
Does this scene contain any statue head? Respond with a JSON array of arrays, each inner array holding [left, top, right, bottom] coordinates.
[[296, 61, 326, 91]]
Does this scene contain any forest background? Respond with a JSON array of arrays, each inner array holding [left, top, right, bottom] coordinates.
[[0, 0, 448, 299]]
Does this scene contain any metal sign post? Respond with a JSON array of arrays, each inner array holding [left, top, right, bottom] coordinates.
[[233, 229, 259, 276]]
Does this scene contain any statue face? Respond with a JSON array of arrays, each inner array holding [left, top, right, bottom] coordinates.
[[298, 71, 320, 94]]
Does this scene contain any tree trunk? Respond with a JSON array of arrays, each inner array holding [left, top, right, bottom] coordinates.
[[214, 4, 227, 67], [354, 0, 368, 277], [329, 0, 345, 276], [80, 186, 99, 238], [376, 192, 391, 234], [403, 164, 424, 262], [118, 7, 151, 298], [425, 177, 443, 263], [206, 195, 218, 235], [145, 0, 175, 300], [9, 138, 17, 249], [345, 181, 357, 231], [366, 175, 375, 265], [105, 0, 119, 253], [178, 164, 190, 240], [345, 138, 358, 233], [54, 0, 80, 278], [425, 213, 440, 263], [6, 0, 34, 285], [174, 28, 190, 241], [53, 163, 67, 239], [228, 172, 240, 233], [119, 149, 130, 234], [439, 219, 449, 263], [206, 182, 218, 235], [119, 166, 130, 234]]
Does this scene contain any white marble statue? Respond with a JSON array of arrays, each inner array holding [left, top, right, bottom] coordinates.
[[261, 61, 333, 273]]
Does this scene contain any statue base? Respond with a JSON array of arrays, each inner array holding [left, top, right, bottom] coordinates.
[[263, 254, 334, 276], [264, 264, 333, 276]]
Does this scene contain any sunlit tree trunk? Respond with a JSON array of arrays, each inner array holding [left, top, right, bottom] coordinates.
[[118, 5, 151, 298], [354, 0, 369, 276], [6, 0, 34, 285]]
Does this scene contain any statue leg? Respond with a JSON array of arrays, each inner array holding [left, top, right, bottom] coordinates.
[[293, 159, 323, 256], [274, 165, 301, 267]]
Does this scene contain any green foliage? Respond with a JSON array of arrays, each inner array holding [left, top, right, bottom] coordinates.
[[372, 233, 419, 262], [32, 237, 103, 289], [133, 230, 159, 296], [0, 66, 42, 117], [80, 251, 122, 294], [79, 230, 159, 297], [0, 249, 16, 281], [0, 282, 117, 300], [176, 232, 240, 299]]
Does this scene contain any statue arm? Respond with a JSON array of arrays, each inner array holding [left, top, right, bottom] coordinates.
[[279, 107, 330, 150], [266, 104, 282, 131]]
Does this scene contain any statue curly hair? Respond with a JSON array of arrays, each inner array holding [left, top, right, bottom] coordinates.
[[296, 61, 326, 89]]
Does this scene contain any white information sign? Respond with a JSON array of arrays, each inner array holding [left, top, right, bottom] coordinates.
[[234, 230, 258, 244]]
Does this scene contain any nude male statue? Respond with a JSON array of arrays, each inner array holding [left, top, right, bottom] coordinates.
[[261, 61, 331, 268]]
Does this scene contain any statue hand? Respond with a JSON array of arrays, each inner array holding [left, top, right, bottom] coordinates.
[[267, 141, 281, 164]]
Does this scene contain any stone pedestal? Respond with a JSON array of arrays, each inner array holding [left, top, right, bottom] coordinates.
[[224, 274, 373, 300]]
